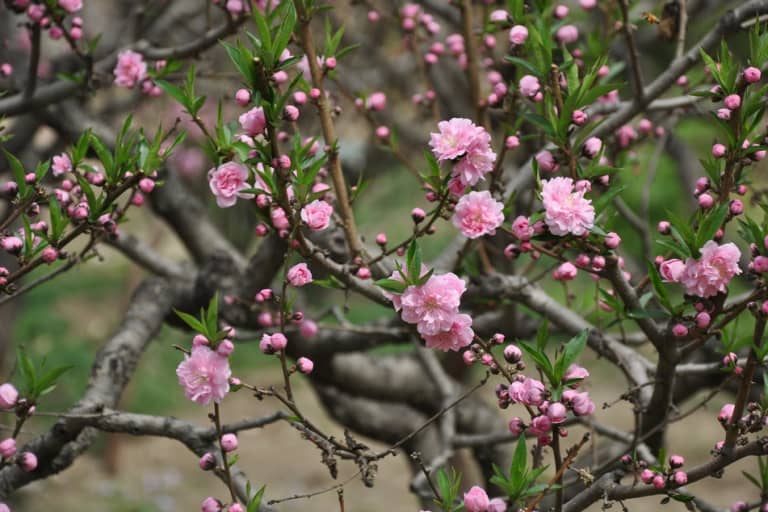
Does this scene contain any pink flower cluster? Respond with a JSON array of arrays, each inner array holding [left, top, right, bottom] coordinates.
[[176, 345, 232, 406], [429, 118, 496, 190], [541, 177, 595, 236], [504, 366, 595, 444], [659, 241, 741, 298], [389, 269, 473, 351], [452, 190, 504, 239]]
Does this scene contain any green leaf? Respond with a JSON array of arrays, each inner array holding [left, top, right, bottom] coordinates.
[[519, 340, 556, 385], [696, 204, 729, 249], [511, 436, 528, 481], [556, 330, 588, 381], [16, 347, 36, 395], [206, 293, 219, 338], [247, 485, 267, 512], [174, 309, 206, 334], [406, 241, 422, 283], [3, 149, 28, 198], [155, 79, 187, 107], [647, 261, 673, 312]]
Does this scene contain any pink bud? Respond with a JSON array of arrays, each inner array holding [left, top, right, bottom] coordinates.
[[658, 221, 671, 234], [505, 135, 520, 149], [604, 232, 621, 249], [220, 433, 238, 452], [138, 178, 155, 194], [234, 88, 252, 106], [217, 339, 235, 357], [695, 312, 711, 329], [698, 193, 714, 209], [640, 469, 654, 483], [411, 208, 425, 223], [297, 357, 314, 374], [572, 110, 588, 126], [652, 475, 666, 489], [744, 66, 762, 83], [375, 126, 390, 140], [199, 452, 216, 470], [41, 247, 58, 263], [712, 144, 727, 158], [672, 323, 688, 337], [0, 438, 16, 458], [17, 452, 37, 472], [724, 94, 741, 110]]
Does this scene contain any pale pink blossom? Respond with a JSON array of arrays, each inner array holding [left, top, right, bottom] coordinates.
[[463, 486, 490, 512], [114, 50, 147, 88], [509, 377, 546, 406], [400, 272, 466, 336], [452, 137, 497, 187], [270, 207, 290, 230], [300, 200, 333, 230], [52, 153, 72, 177], [556, 25, 579, 44], [58, 0, 82, 13], [176, 346, 231, 405], [422, 313, 474, 351], [208, 162, 253, 208], [238, 107, 267, 136], [528, 415, 552, 436], [452, 191, 504, 239], [287, 262, 313, 287], [680, 241, 742, 297], [564, 364, 589, 384], [659, 259, 685, 282], [429, 118, 485, 161], [509, 25, 528, 45], [519, 75, 540, 97], [541, 177, 595, 236]]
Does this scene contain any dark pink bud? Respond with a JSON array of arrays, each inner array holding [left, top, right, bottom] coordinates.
[[41, 247, 58, 264], [695, 312, 711, 329], [744, 67, 761, 83], [604, 232, 621, 249], [712, 144, 726, 158], [199, 452, 216, 470], [672, 323, 688, 337], [411, 208, 426, 223]]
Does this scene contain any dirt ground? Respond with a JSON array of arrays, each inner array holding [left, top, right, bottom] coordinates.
[[8, 364, 757, 512]]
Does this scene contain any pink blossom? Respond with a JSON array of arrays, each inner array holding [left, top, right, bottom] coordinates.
[[488, 498, 507, 512], [452, 136, 497, 187], [553, 262, 578, 281], [556, 25, 579, 44], [580, 0, 597, 8], [568, 391, 595, 416], [541, 177, 595, 236], [452, 191, 504, 239], [583, 137, 602, 159], [659, 259, 685, 282], [58, 0, 82, 13], [52, 153, 72, 177], [564, 364, 589, 384], [509, 377, 546, 406], [511, 216, 534, 241], [528, 415, 552, 436], [547, 402, 568, 423], [238, 107, 267, 136], [287, 263, 313, 287], [680, 241, 742, 297], [299, 319, 318, 339], [202, 497, 222, 512], [429, 118, 479, 161], [519, 75, 540, 97], [114, 50, 147, 88], [208, 162, 253, 208], [300, 200, 333, 230], [270, 207, 290, 230], [463, 486, 490, 512], [536, 150, 559, 173], [422, 313, 474, 351], [400, 272, 466, 336], [509, 25, 528, 45], [0, 384, 18, 410], [176, 346, 231, 405]]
